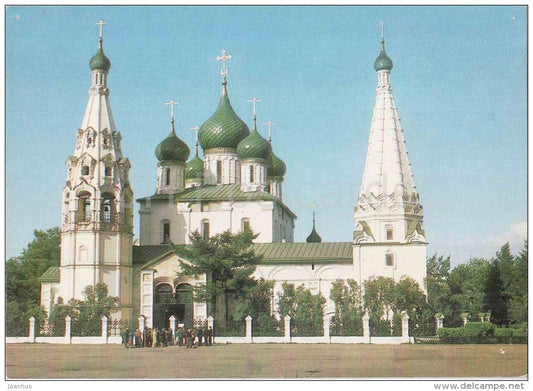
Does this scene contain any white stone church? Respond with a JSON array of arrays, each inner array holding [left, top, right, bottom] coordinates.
[[39, 24, 427, 329]]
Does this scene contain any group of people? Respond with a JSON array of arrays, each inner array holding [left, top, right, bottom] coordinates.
[[121, 325, 213, 349]]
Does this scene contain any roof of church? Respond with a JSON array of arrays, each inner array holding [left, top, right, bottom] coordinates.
[[253, 242, 352, 264], [132, 245, 174, 265], [138, 183, 297, 218], [39, 266, 60, 282], [374, 39, 393, 72]]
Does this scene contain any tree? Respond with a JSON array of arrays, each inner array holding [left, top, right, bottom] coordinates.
[[484, 256, 509, 327], [6, 227, 61, 336], [277, 283, 326, 336], [174, 229, 262, 327], [233, 279, 278, 335], [329, 279, 364, 335], [508, 241, 527, 324]]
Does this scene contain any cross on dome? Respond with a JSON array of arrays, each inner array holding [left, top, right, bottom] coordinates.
[[165, 100, 179, 122], [216, 49, 232, 76], [247, 97, 262, 118], [379, 20, 385, 40], [96, 20, 107, 38], [264, 120, 276, 143]]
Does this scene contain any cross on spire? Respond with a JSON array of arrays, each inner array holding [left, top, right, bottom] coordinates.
[[264, 120, 276, 143], [191, 125, 200, 154], [96, 19, 107, 39], [216, 49, 232, 76], [379, 20, 385, 40], [247, 97, 262, 119], [165, 100, 179, 122], [312, 202, 318, 224]]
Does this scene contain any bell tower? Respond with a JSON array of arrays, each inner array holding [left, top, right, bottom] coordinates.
[[58, 20, 133, 319], [353, 27, 427, 289]]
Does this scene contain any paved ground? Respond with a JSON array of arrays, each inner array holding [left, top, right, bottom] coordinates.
[[5, 343, 527, 379]]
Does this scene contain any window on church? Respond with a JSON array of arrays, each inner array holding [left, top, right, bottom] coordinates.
[[77, 194, 91, 221], [166, 168, 171, 186], [101, 194, 114, 223], [105, 166, 112, 177], [249, 165, 254, 183], [163, 222, 170, 243], [216, 161, 222, 184], [241, 218, 250, 233], [202, 220, 210, 239], [386, 253, 395, 267], [81, 166, 90, 176], [386, 226, 394, 241]]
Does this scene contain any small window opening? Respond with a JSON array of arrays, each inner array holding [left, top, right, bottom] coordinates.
[[386, 253, 395, 267], [105, 166, 112, 177], [166, 168, 171, 186], [386, 226, 394, 241], [202, 220, 210, 240], [81, 166, 90, 176], [249, 165, 255, 183], [216, 161, 222, 184], [163, 222, 170, 243]]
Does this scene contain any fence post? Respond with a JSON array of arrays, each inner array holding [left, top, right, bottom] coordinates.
[[323, 314, 331, 343], [245, 315, 253, 343], [401, 312, 410, 343], [29, 316, 36, 343], [138, 315, 145, 332], [65, 315, 72, 344], [101, 316, 108, 344], [284, 315, 291, 343], [435, 313, 444, 331], [461, 313, 469, 326], [362, 311, 370, 344], [207, 315, 214, 343]]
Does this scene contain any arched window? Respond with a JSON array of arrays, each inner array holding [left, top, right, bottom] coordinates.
[[81, 166, 90, 176], [101, 193, 115, 223], [216, 161, 222, 184], [155, 283, 174, 304], [78, 192, 91, 221], [249, 165, 255, 183], [386, 253, 395, 267], [201, 219, 210, 240], [241, 218, 250, 233], [162, 220, 170, 244], [386, 226, 394, 241], [166, 168, 171, 186], [105, 166, 112, 177]]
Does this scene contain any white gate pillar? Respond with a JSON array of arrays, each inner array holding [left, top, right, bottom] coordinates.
[[362, 311, 370, 344], [65, 315, 72, 344], [435, 313, 444, 330], [245, 315, 253, 343], [29, 316, 36, 343], [401, 312, 410, 343], [323, 315, 331, 343], [169, 315, 177, 335], [101, 316, 108, 344], [284, 315, 291, 343]]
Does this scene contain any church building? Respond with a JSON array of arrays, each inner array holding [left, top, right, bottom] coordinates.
[[40, 22, 427, 329]]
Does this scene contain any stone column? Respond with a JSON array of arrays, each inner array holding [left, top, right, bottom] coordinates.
[[245, 315, 253, 343], [65, 315, 72, 344], [461, 313, 469, 326], [401, 313, 410, 343], [323, 315, 331, 343], [284, 315, 291, 343], [101, 316, 108, 344], [362, 312, 370, 344], [207, 315, 214, 343], [435, 313, 444, 331], [29, 316, 36, 343], [138, 315, 145, 332]]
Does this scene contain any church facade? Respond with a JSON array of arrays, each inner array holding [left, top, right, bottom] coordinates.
[[40, 25, 427, 329]]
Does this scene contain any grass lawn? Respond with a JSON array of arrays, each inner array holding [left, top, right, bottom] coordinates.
[[5, 343, 527, 379]]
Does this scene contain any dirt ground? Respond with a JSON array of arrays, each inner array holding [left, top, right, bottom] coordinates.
[[5, 343, 527, 379]]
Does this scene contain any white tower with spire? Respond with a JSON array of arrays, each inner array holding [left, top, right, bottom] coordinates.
[[51, 21, 134, 319], [353, 29, 427, 289]]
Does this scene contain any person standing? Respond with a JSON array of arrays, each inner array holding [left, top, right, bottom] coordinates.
[[177, 327, 183, 347], [208, 326, 213, 346], [197, 327, 203, 346]]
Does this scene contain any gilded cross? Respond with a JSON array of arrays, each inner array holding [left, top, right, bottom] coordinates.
[[264, 120, 276, 143], [191, 125, 200, 144], [96, 19, 107, 38], [165, 100, 180, 122], [247, 97, 262, 118], [216, 49, 232, 76]]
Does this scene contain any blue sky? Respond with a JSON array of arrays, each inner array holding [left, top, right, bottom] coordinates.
[[6, 5, 527, 265]]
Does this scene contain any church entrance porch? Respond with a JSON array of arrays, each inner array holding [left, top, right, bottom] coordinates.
[[153, 283, 194, 329]]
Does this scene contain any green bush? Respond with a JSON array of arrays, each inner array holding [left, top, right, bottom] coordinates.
[[461, 322, 494, 337], [494, 328, 513, 337]]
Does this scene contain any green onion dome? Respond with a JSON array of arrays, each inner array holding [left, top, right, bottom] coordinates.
[[198, 79, 250, 150], [374, 39, 393, 72], [185, 153, 204, 180], [306, 226, 322, 243], [155, 127, 190, 163], [90, 40, 111, 71], [237, 122, 271, 161], [268, 150, 286, 178]]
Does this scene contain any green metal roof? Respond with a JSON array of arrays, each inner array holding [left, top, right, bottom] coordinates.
[[253, 242, 352, 264], [174, 183, 297, 218], [268, 150, 286, 178], [185, 153, 204, 180], [306, 226, 322, 243], [132, 245, 174, 265], [198, 79, 250, 150], [406, 220, 425, 238], [90, 46, 111, 71], [237, 123, 271, 161], [155, 128, 190, 162], [374, 39, 393, 72], [39, 266, 60, 282]]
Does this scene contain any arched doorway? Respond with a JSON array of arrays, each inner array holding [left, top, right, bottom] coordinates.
[[153, 283, 194, 329]]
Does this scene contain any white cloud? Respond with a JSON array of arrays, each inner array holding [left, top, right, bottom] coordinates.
[[430, 221, 527, 265]]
